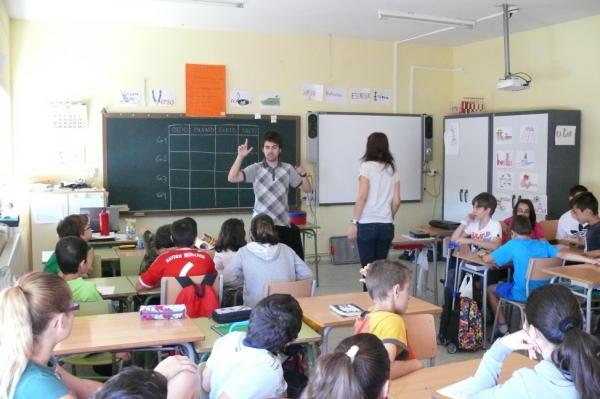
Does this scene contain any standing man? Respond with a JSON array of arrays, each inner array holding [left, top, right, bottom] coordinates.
[[228, 131, 312, 259]]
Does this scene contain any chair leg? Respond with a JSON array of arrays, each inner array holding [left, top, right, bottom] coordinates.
[[491, 298, 504, 343]]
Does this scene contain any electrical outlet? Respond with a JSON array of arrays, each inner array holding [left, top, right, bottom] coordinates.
[[427, 169, 437, 177]]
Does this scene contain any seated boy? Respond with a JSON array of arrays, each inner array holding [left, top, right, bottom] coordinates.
[[136, 217, 216, 290], [201, 294, 303, 399], [44, 214, 94, 275], [570, 191, 600, 256], [556, 184, 588, 241], [483, 215, 600, 337], [56, 236, 102, 302], [450, 192, 502, 253], [354, 260, 422, 378]]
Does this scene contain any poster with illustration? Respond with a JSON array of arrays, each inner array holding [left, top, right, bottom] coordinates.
[[495, 150, 513, 168], [519, 172, 539, 192], [497, 172, 513, 190], [524, 194, 548, 215], [444, 122, 460, 155], [497, 195, 513, 213], [520, 124, 538, 144], [229, 90, 253, 107], [495, 126, 513, 145], [516, 150, 535, 169]]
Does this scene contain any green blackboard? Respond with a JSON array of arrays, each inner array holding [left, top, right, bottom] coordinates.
[[103, 112, 300, 213]]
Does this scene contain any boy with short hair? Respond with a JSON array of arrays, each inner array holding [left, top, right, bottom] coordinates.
[[556, 184, 588, 240], [483, 215, 600, 336], [450, 192, 502, 252], [354, 260, 422, 378], [56, 236, 102, 302], [136, 217, 216, 290], [201, 294, 303, 399], [570, 191, 600, 256], [44, 214, 94, 275]]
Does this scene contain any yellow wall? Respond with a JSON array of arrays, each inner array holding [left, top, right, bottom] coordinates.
[[451, 14, 600, 193], [10, 20, 452, 260], [0, 0, 8, 91]]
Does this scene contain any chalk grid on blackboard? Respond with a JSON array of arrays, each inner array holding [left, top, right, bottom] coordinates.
[[167, 123, 260, 209]]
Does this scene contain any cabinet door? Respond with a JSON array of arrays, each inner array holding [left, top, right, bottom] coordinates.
[[491, 114, 548, 221], [443, 116, 490, 221]]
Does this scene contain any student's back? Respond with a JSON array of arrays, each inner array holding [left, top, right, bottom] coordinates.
[[56, 236, 102, 303]]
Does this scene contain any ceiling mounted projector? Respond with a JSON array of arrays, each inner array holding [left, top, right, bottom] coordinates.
[[497, 4, 532, 91]]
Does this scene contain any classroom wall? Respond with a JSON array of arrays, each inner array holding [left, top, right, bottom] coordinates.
[[0, 0, 9, 91], [10, 20, 452, 263], [451, 14, 600, 194]]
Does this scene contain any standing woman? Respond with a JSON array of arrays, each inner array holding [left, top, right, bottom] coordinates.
[[347, 132, 401, 275]]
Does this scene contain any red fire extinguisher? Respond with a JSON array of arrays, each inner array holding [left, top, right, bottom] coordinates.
[[99, 208, 109, 236]]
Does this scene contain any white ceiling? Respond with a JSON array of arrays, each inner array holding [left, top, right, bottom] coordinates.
[[6, 0, 600, 46]]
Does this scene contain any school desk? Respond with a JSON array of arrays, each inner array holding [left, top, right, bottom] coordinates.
[[295, 223, 320, 286], [297, 292, 442, 353], [86, 276, 137, 298], [88, 233, 137, 248], [388, 352, 537, 399], [54, 312, 205, 362], [192, 318, 321, 367], [393, 234, 439, 304], [544, 264, 600, 332], [453, 250, 498, 347], [125, 275, 161, 298], [42, 246, 119, 264]]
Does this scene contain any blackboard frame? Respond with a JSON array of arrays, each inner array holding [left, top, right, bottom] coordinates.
[[102, 111, 301, 216]]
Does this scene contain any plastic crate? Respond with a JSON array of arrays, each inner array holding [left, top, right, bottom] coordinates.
[[329, 236, 360, 264]]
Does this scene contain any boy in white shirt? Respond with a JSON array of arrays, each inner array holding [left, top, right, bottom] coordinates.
[[201, 294, 303, 399], [556, 184, 588, 241], [451, 192, 502, 253]]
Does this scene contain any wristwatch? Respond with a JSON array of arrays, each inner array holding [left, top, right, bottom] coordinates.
[[299, 172, 308, 178], [351, 219, 359, 225]]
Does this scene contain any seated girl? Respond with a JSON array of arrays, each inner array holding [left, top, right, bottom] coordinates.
[[501, 199, 545, 243], [229, 213, 313, 306], [468, 284, 600, 398], [0, 272, 198, 399]]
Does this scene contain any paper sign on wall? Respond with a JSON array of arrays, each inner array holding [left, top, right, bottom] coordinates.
[[516, 150, 535, 169], [495, 151, 513, 168], [555, 125, 576, 146], [372, 89, 392, 105], [350, 88, 370, 104], [325, 87, 347, 104], [149, 88, 175, 107], [444, 122, 460, 155], [118, 89, 141, 106], [301, 84, 324, 101], [520, 124, 538, 144], [186, 64, 226, 117], [259, 93, 281, 108], [229, 90, 253, 107], [495, 127, 513, 145]]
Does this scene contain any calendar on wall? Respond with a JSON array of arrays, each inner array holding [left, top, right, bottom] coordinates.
[[51, 102, 88, 129]]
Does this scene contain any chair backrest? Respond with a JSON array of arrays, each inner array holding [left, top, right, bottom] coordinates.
[[265, 278, 315, 298], [526, 257, 563, 296], [539, 220, 558, 241], [119, 254, 144, 276], [77, 299, 113, 316], [160, 274, 223, 305], [87, 254, 103, 278], [404, 313, 437, 366]]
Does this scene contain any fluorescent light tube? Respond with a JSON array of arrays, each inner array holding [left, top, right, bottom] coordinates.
[[378, 10, 475, 28], [178, 0, 245, 8]]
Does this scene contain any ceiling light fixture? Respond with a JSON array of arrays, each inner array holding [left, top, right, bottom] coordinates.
[[187, 0, 245, 8], [378, 10, 476, 28]]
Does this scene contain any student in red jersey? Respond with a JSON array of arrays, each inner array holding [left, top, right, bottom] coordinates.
[[136, 218, 216, 290]]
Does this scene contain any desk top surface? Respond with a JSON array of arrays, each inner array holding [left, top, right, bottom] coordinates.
[[192, 318, 321, 353], [454, 251, 495, 267], [418, 225, 454, 237], [297, 292, 442, 329], [389, 352, 536, 399], [544, 264, 600, 285], [54, 312, 205, 355], [126, 275, 161, 295], [294, 223, 319, 230], [86, 276, 137, 297]]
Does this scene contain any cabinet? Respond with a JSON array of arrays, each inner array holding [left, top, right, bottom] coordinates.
[[442, 115, 492, 222], [30, 190, 107, 270], [443, 110, 580, 222]]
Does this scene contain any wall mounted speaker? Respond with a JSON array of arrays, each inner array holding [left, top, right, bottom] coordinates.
[[423, 115, 433, 161], [307, 112, 318, 163]]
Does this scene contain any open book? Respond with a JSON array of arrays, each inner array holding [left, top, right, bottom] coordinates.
[[329, 303, 364, 317]]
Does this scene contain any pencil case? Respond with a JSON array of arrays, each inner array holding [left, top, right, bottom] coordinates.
[[139, 304, 186, 320], [212, 305, 252, 324]]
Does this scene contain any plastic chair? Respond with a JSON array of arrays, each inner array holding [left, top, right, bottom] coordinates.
[[62, 299, 123, 380], [160, 274, 223, 305], [539, 219, 558, 241], [491, 257, 563, 340], [265, 278, 315, 298], [404, 313, 438, 367], [87, 254, 103, 278]]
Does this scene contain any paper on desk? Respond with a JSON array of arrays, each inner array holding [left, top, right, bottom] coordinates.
[[437, 376, 473, 399], [97, 286, 115, 296]]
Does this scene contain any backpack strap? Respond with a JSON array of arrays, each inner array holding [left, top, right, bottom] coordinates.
[[175, 274, 218, 298]]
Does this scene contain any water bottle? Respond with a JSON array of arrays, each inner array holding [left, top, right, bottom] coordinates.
[[124, 218, 136, 241], [99, 208, 110, 236]]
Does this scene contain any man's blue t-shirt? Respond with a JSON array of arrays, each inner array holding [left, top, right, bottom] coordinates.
[[14, 361, 69, 399], [491, 238, 558, 301]]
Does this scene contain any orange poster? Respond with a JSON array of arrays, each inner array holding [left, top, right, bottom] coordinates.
[[186, 64, 226, 117]]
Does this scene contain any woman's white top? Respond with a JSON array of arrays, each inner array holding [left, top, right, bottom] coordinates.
[[358, 161, 400, 224]]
